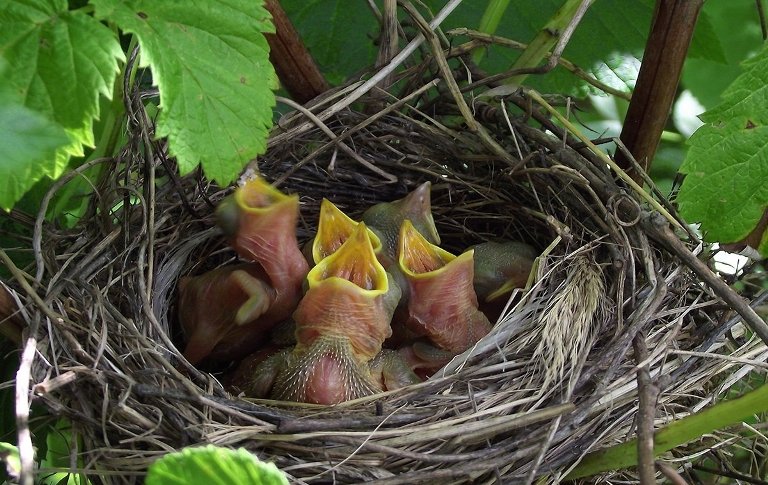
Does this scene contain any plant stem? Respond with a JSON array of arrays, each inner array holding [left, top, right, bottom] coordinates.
[[615, 0, 703, 181], [503, 0, 595, 87], [566, 382, 768, 479], [91, 34, 136, 163], [264, 0, 328, 103], [472, 0, 511, 64]]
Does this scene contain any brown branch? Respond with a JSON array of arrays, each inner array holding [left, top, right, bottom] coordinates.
[[633, 333, 658, 485], [264, 0, 329, 104], [656, 462, 690, 485], [642, 212, 768, 346], [616, 0, 704, 180]]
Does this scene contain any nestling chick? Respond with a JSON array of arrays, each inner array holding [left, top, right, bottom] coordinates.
[[178, 264, 273, 365], [362, 181, 440, 267], [396, 220, 492, 376], [472, 241, 537, 302], [471, 241, 538, 321], [248, 224, 417, 404], [180, 176, 308, 364]]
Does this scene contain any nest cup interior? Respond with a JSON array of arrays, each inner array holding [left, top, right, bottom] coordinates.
[[21, 84, 754, 483]]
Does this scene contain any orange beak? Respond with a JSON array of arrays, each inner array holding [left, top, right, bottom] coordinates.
[[216, 176, 302, 267], [312, 199, 382, 264], [362, 182, 440, 266], [397, 220, 491, 355]]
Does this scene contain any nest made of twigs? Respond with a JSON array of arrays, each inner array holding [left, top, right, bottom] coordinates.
[[8, 33, 767, 485]]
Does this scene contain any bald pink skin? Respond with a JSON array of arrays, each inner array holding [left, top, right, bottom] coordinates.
[[179, 264, 274, 365], [403, 251, 491, 353], [269, 276, 399, 405], [394, 220, 492, 377], [226, 195, 309, 299], [303, 354, 349, 405], [195, 181, 309, 364], [261, 224, 413, 405], [293, 280, 393, 362]]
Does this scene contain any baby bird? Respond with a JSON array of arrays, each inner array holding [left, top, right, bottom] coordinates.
[[471, 241, 538, 321], [396, 220, 492, 376], [178, 264, 273, 365], [179, 176, 309, 364], [362, 182, 440, 267], [250, 223, 415, 404]]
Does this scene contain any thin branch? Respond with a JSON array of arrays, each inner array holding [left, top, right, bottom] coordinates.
[[642, 212, 768, 347], [448, 29, 631, 100], [268, 0, 465, 147], [655, 462, 689, 485], [634, 333, 658, 485]]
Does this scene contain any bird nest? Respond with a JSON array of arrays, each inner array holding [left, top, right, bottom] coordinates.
[[8, 50, 767, 484]]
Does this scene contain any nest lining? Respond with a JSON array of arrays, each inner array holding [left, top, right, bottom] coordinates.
[[7, 71, 767, 484]]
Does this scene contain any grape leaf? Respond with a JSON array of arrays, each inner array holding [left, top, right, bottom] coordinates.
[[0, 95, 69, 211], [282, 0, 376, 85], [677, 44, 768, 253], [92, 0, 278, 185], [0, 0, 124, 159], [683, 0, 764, 110], [146, 446, 288, 485]]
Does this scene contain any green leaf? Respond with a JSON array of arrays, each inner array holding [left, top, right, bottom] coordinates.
[[683, 0, 764, 110], [677, 44, 768, 249], [91, 0, 278, 185], [0, 442, 21, 481], [0, 0, 122, 210], [281, 0, 376, 85], [146, 446, 288, 485], [566, 383, 768, 479], [0, 0, 124, 159], [0, 96, 69, 211], [39, 419, 89, 485]]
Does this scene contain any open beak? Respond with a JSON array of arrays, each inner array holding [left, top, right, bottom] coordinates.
[[362, 182, 440, 265], [308, 221, 388, 294], [216, 176, 301, 264], [397, 220, 491, 355], [312, 199, 382, 264], [398, 219, 452, 276], [271, 224, 397, 404]]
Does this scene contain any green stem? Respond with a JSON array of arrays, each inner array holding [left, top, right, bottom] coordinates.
[[90, 35, 137, 163], [472, 0, 512, 64], [566, 383, 768, 479], [505, 0, 595, 87]]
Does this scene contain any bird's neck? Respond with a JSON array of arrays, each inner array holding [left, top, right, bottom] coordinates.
[[257, 232, 308, 299]]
